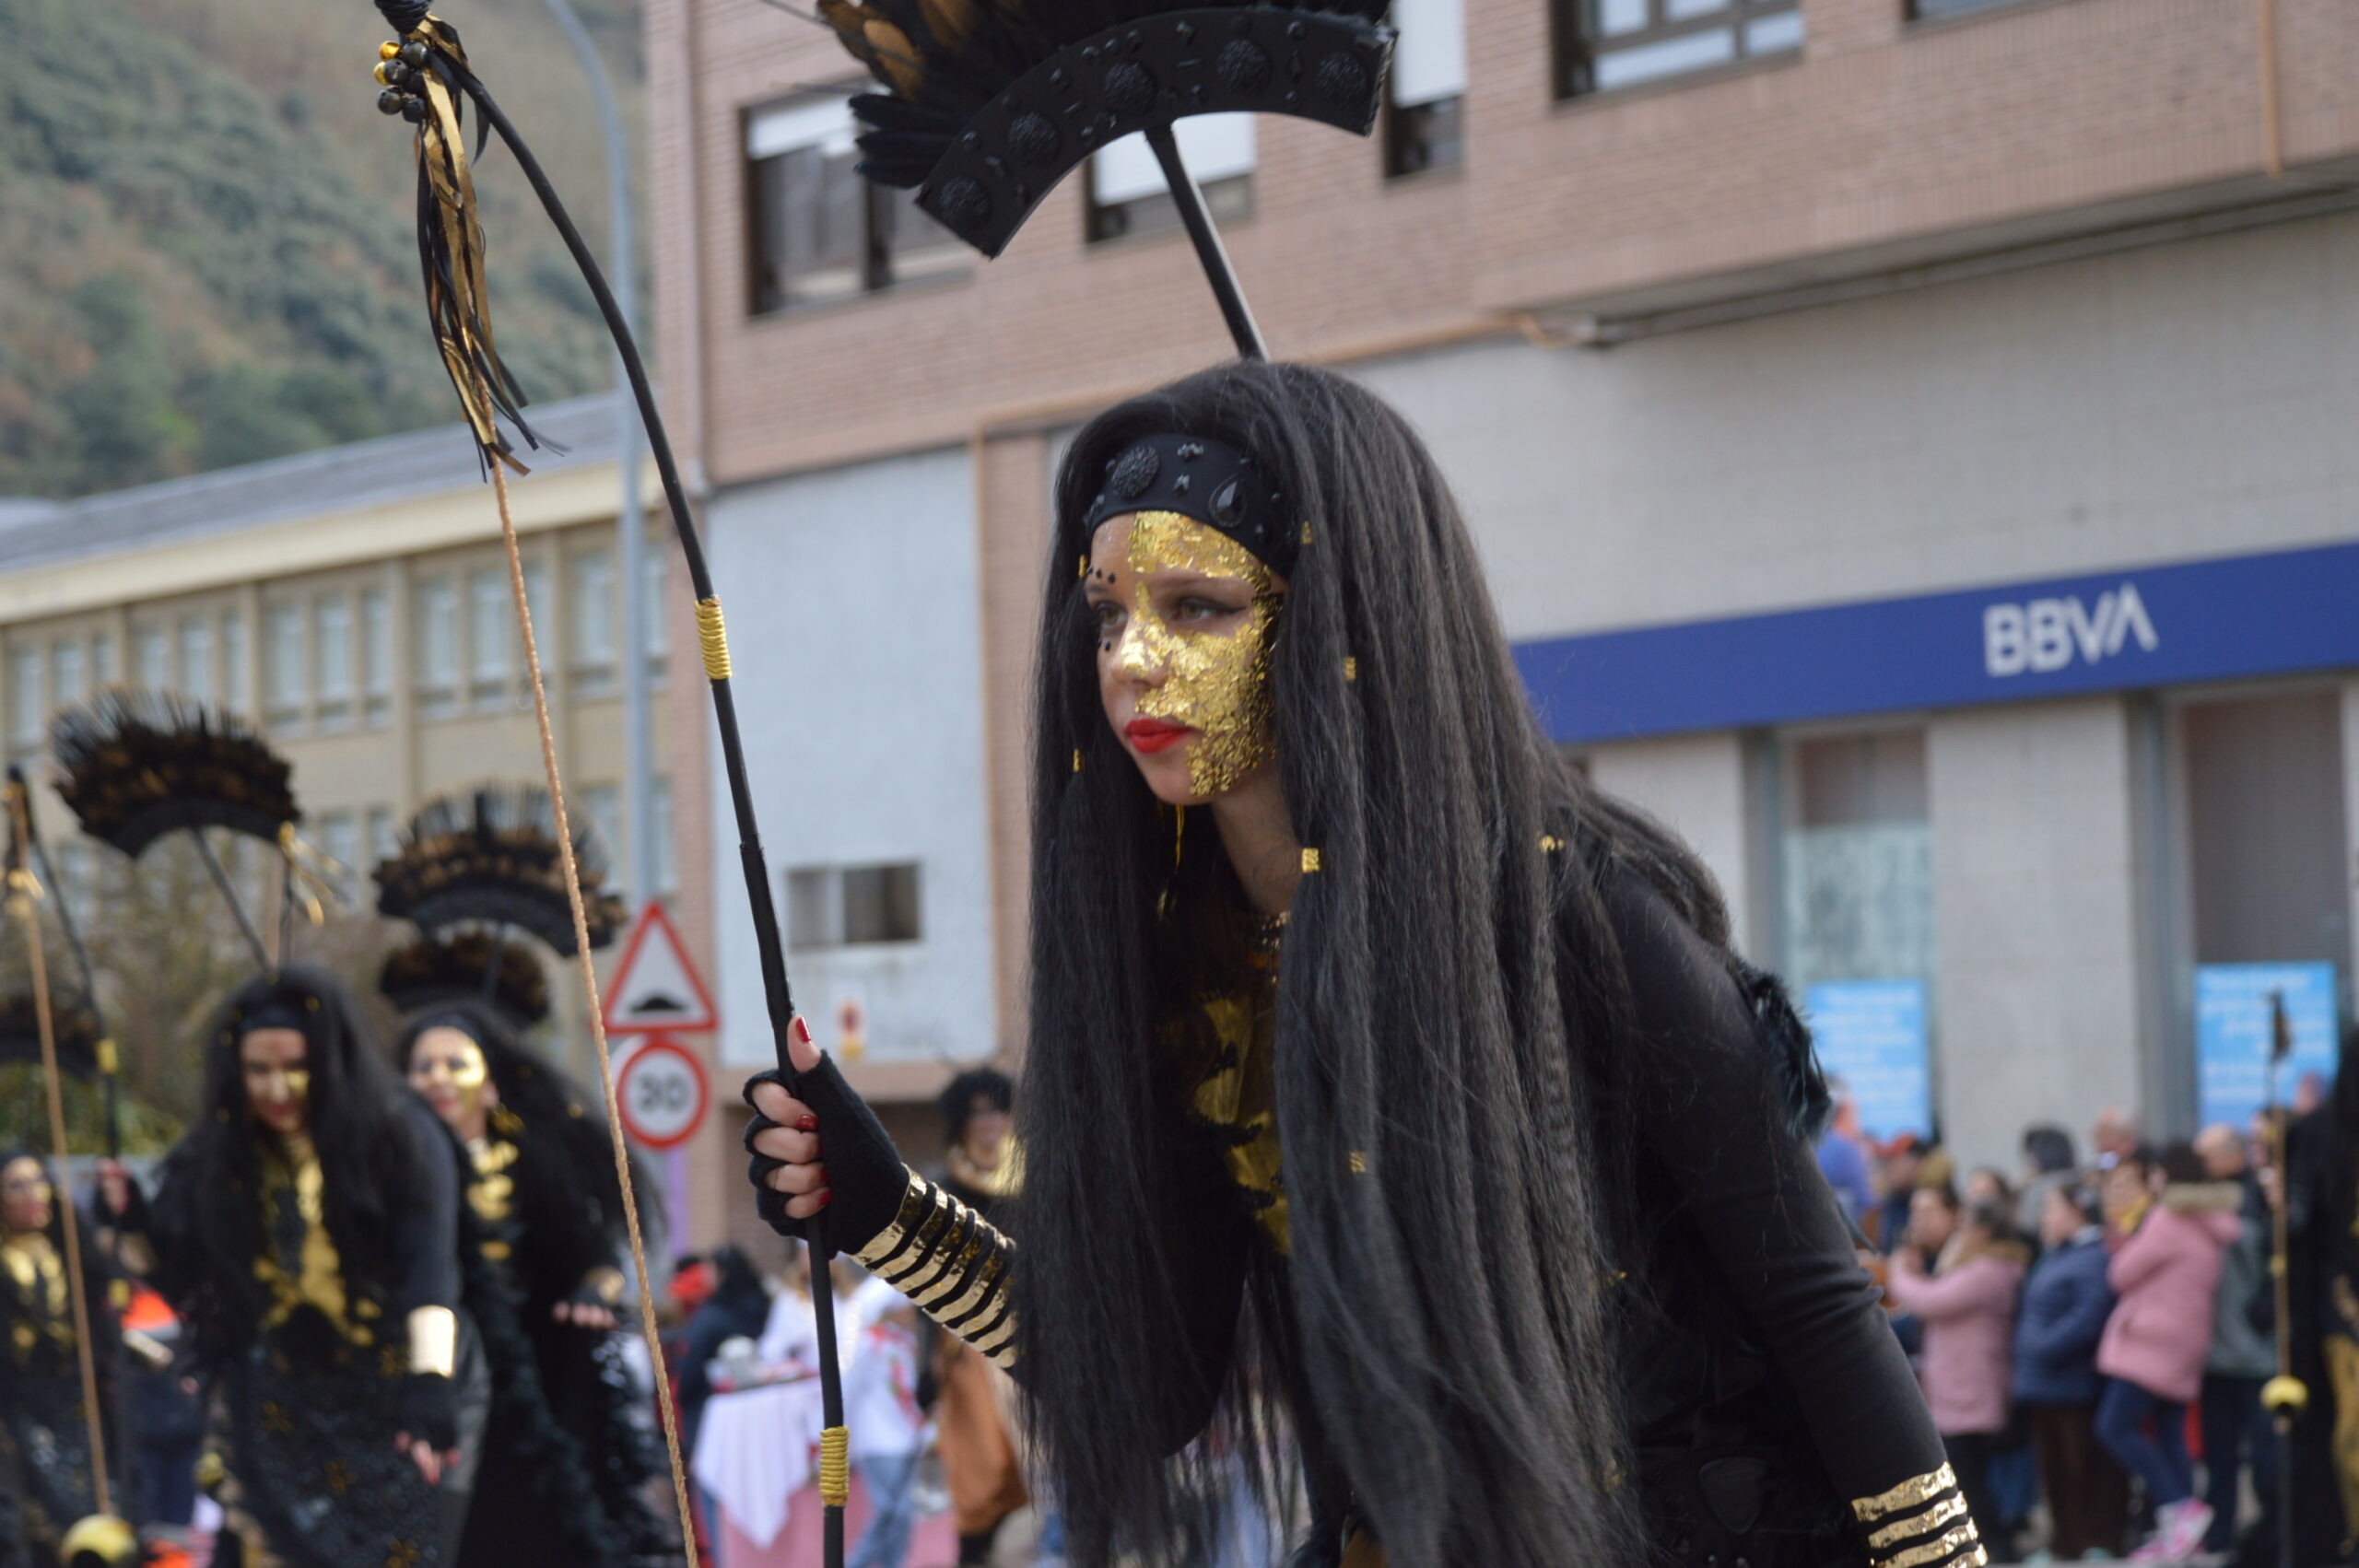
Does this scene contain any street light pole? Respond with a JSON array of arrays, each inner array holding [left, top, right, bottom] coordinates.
[[539, 0, 658, 914]]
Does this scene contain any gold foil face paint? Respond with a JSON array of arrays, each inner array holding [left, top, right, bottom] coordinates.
[[1115, 510, 1280, 797], [411, 1031, 493, 1126]]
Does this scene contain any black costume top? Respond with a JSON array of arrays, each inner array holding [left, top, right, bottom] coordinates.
[[137, 1098, 464, 1568], [848, 877, 1969, 1568], [452, 1116, 676, 1568]]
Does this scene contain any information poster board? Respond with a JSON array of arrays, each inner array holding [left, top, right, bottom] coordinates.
[[2195, 963, 2339, 1130], [1804, 978, 1932, 1143]]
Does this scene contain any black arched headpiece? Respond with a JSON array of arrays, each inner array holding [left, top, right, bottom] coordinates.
[[1081, 433, 1297, 574], [860, 7, 1393, 259]]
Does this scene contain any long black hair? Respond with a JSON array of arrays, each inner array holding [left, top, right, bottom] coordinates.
[[149, 967, 428, 1361], [394, 1002, 636, 1310], [1018, 360, 1726, 1567]]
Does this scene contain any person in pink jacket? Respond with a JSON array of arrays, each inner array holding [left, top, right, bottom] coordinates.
[[2093, 1144, 2243, 1563], [1889, 1191, 2029, 1554]]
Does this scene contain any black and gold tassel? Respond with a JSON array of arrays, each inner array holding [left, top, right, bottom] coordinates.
[[372, 7, 543, 471]]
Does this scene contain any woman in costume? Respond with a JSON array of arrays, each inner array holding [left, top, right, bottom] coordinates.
[[927, 1070, 1026, 1566], [0, 1146, 117, 1568], [109, 967, 475, 1568], [395, 985, 678, 1568], [745, 359, 1974, 1568]]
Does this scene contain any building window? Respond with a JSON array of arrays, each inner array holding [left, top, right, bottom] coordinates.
[[51, 641, 84, 712], [469, 568, 511, 704], [317, 813, 362, 902], [745, 94, 965, 315], [1387, 0, 1466, 175], [264, 603, 306, 725], [640, 547, 669, 664], [651, 777, 677, 898], [135, 626, 169, 691], [572, 551, 616, 676], [221, 611, 247, 707], [578, 783, 625, 898], [90, 633, 116, 688], [316, 594, 354, 725], [1558, 0, 1802, 98], [178, 617, 216, 707], [416, 578, 459, 711], [361, 590, 393, 723], [367, 805, 399, 870], [522, 562, 553, 678], [8, 649, 42, 749], [787, 861, 921, 950], [1088, 116, 1255, 243]]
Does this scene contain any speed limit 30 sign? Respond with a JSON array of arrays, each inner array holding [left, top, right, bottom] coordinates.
[[615, 1036, 710, 1150]]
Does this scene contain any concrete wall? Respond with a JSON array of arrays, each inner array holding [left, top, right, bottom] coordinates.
[[705, 446, 998, 1074], [1351, 209, 2359, 646]]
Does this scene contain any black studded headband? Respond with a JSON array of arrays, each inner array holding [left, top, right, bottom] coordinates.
[[1081, 433, 1298, 575]]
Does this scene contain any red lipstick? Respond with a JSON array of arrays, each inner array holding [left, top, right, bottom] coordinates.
[[1125, 718, 1192, 754]]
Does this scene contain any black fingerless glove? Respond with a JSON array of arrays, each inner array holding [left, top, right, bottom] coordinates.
[[742, 1053, 909, 1253], [400, 1372, 460, 1454]]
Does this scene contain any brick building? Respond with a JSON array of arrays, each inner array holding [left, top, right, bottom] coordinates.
[[647, 0, 2359, 1193]]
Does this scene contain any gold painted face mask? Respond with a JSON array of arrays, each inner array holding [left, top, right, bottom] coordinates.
[[414, 1036, 492, 1122], [1113, 510, 1282, 797]]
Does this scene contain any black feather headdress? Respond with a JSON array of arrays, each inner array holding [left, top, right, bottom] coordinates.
[[373, 785, 626, 958], [817, 0, 1393, 274], [0, 990, 101, 1080], [50, 691, 298, 859], [379, 929, 553, 1029]]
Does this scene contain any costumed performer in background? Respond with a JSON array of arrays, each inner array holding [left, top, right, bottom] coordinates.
[[927, 1068, 1026, 1568], [106, 968, 481, 1568], [745, 360, 1976, 1568], [374, 784, 678, 1568], [0, 1141, 122, 1568]]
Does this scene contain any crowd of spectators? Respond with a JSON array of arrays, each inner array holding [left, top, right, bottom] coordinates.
[[1823, 1102, 2279, 1564]]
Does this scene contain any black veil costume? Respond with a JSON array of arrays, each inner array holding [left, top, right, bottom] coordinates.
[[118, 968, 477, 1568], [0, 1141, 121, 1568], [376, 788, 679, 1568]]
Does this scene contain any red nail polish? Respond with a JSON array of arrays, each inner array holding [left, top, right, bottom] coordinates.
[[792, 1016, 813, 1047], [795, 1116, 817, 1132], [817, 1189, 832, 1208]]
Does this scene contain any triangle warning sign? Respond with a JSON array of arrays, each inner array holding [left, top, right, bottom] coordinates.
[[604, 901, 719, 1035]]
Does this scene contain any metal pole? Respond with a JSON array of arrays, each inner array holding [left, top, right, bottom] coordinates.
[[539, 0, 658, 910]]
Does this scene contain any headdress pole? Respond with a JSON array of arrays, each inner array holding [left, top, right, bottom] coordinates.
[[369, 5, 834, 1557], [8, 767, 121, 1162], [3, 779, 113, 1522], [195, 832, 270, 970], [1144, 124, 1266, 360]]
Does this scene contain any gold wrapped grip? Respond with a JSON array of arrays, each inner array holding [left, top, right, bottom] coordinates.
[[697, 597, 733, 682]]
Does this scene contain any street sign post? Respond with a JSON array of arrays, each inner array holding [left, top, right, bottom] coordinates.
[[603, 900, 719, 1036], [615, 1036, 710, 1150]]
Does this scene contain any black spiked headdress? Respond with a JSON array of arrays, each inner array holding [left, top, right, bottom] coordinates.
[[822, 0, 1393, 257], [50, 692, 298, 859], [378, 929, 552, 1030], [373, 784, 626, 958]]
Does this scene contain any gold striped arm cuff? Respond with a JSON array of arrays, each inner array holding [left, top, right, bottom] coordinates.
[[853, 1169, 1019, 1370], [1851, 1466, 1982, 1568]]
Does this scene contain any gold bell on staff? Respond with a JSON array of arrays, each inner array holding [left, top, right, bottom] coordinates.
[[58, 1514, 140, 1567], [2263, 1375, 2310, 1416]]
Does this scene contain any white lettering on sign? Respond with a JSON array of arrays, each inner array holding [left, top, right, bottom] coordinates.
[[1983, 584, 2158, 678]]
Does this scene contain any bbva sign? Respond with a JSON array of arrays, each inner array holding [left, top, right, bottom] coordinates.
[[1983, 584, 2159, 678]]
